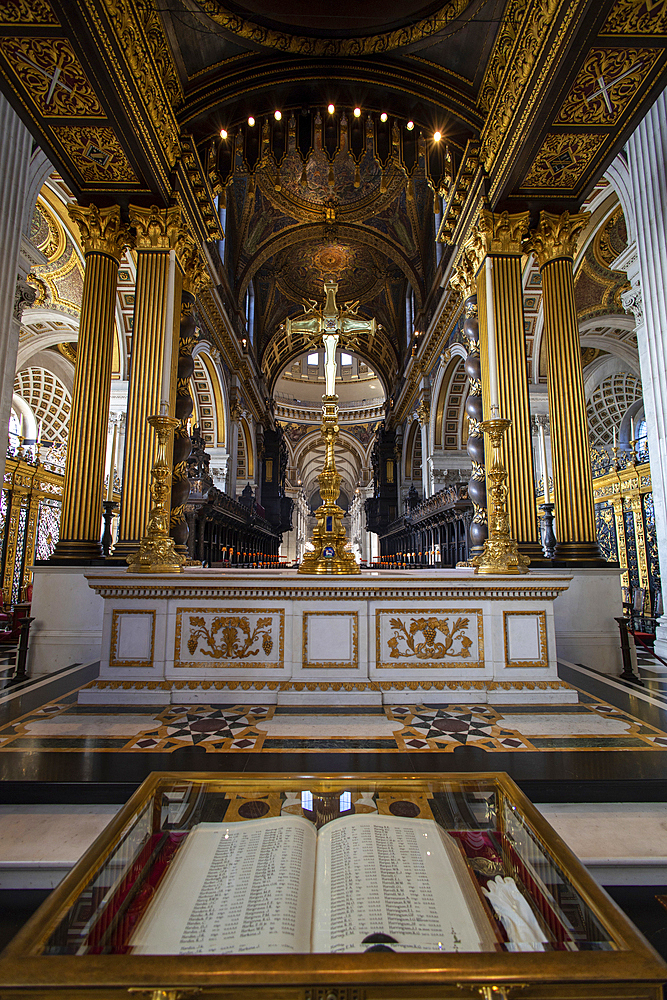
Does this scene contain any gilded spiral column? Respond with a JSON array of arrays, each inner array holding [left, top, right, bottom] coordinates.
[[114, 205, 182, 561], [474, 210, 542, 561], [450, 254, 487, 557], [170, 240, 210, 556], [52, 205, 132, 561], [529, 210, 602, 564]]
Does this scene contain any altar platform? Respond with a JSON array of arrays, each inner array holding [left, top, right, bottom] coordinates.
[[74, 567, 580, 706]]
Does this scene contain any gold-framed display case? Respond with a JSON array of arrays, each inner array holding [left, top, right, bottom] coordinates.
[[1, 772, 665, 998]]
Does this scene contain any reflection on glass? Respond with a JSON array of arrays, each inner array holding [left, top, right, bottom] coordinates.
[[39, 778, 620, 958]]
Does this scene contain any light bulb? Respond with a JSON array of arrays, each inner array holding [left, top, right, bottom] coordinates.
[[434, 131, 441, 142], [406, 120, 414, 131], [248, 116, 255, 126], [327, 103, 335, 114], [219, 128, 228, 139], [380, 112, 388, 122], [274, 110, 282, 120], [354, 107, 361, 117]]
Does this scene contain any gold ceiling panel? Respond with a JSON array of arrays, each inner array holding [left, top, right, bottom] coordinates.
[[522, 133, 606, 190], [51, 125, 137, 183], [0, 0, 59, 24], [555, 47, 660, 126], [602, 0, 667, 35], [0, 36, 105, 118]]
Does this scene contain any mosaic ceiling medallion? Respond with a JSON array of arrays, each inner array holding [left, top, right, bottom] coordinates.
[[277, 240, 383, 304]]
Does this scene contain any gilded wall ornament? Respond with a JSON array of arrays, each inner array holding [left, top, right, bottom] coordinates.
[[0, 36, 105, 118], [450, 250, 478, 301], [0, 0, 59, 24], [556, 47, 659, 126], [387, 615, 473, 660], [53, 125, 137, 183], [67, 203, 133, 260], [528, 210, 590, 266], [522, 133, 605, 190], [187, 615, 273, 659], [603, 0, 667, 35]]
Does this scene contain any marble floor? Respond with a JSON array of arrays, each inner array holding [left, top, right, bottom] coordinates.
[[1, 687, 666, 754]]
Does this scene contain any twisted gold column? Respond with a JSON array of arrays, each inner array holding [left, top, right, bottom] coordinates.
[[53, 205, 132, 561], [473, 210, 542, 561], [114, 206, 181, 561], [530, 211, 603, 564]]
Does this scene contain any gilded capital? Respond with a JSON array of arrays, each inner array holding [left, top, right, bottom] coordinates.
[[129, 204, 182, 250], [175, 232, 211, 296], [416, 398, 430, 427], [474, 209, 530, 255], [528, 210, 590, 266], [450, 247, 477, 301], [67, 204, 133, 259]]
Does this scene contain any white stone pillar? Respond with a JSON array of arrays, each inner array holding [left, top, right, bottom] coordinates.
[[625, 90, 667, 656], [0, 96, 35, 483]]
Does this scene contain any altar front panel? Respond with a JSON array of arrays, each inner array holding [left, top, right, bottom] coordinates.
[[82, 569, 575, 705]]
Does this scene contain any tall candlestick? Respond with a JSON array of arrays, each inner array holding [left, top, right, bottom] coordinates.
[[17, 412, 23, 439], [159, 249, 176, 412], [485, 258, 500, 417], [613, 426, 617, 450], [539, 422, 551, 504], [107, 422, 117, 501], [630, 414, 635, 444]]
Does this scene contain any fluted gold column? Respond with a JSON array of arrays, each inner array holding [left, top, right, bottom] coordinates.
[[53, 205, 132, 561], [529, 210, 602, 563], [473, 210, 542, 561], [170, 238, 210, 556], [113, 205, 181, 561]]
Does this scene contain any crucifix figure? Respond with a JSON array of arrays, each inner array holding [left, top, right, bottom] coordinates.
[[286, 278, 374, 575], [285, 278, 376, 398]]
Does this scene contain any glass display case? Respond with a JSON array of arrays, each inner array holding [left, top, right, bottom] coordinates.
[[1, 771, 665, 998]]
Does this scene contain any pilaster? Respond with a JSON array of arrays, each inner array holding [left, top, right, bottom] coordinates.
[[528, 210, 602, 564], [53, 205, 133, 561]]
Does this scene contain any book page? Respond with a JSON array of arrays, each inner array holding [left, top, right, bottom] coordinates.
[[130, 816, 316, 954], [311, 814, 494, 954]]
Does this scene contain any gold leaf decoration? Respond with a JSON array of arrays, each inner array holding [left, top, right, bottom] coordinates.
[[556, 47, 659, 126], [603, 0, 667, 36], [0, 0, 58, 23], [52, 125, 137, 183], [0, 37, 105, 118], [522, 133, 606, 190]]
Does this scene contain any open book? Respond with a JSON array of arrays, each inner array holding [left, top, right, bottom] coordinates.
[[130, 813, 497, 955]]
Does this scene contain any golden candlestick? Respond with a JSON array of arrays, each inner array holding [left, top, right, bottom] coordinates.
[[299, 395, 360, 575], [127, 414, 185, 574], [472, 417, 530, 575]]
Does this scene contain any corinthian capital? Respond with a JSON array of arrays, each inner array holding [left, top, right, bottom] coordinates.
[[450, 246, 478, 301], [129, 204, 182, 250], [474, 208, 529, 254], [621, 285, 643, 326], [67, 203, 134, 259], [527, 210, 590, 266], [175, 231, 211, 296]]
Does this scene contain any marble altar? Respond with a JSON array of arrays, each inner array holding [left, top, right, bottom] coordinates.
[[78, 568, 576, 705]]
